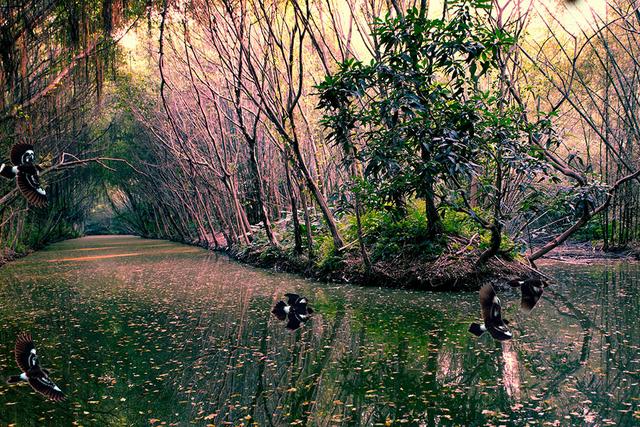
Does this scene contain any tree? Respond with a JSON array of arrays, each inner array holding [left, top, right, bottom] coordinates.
[[318, 0, 520, 255]]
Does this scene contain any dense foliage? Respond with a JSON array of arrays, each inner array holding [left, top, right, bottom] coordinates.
[[2, 0, 640, 280], [0, 0, 153, 259], [317, 0, 550, 266]]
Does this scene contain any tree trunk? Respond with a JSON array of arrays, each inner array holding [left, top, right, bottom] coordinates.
[[284, 150, 303, 255], [351, 163, 371, 272], [424, 179, 443, 237], [248, 139, 279, 247], [477, 161, 503, 267], [290, 136, 345, 251]]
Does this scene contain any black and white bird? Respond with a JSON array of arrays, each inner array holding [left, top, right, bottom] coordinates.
[[271, 293, 314, 331], [6, 332, 65, 401], [0, 143, 47, 207], [469, 284, 513, 341], [507, 277, 546, 313]]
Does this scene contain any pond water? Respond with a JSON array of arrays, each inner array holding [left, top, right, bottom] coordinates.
[[0, 236, 638, 426]]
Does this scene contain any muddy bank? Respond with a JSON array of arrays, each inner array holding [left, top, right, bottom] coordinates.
[[228, 239, 535, 292]]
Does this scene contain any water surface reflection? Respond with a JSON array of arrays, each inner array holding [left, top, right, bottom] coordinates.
[[0, 236, 638, 425]]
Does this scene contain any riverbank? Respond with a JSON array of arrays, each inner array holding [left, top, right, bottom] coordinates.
[[227, 237, 640, 289], [1, 232, 532, 291], [228, 237, 534, 291], [4, 232, 636, 290], [0, 247, 30, 269], [0, 232, 79, 269]]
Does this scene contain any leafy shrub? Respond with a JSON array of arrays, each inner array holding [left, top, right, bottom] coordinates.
[[441, 208, 485, 237], [355, 205, 442, 262], [313, 233, 344, 272]]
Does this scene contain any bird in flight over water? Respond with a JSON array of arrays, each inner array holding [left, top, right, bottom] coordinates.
[[0, 143, 47, 207], [272, 293, 314, 331], [6, 332, 65, 401], [507, 277, 546, 313], [469, 284, 513, 341]]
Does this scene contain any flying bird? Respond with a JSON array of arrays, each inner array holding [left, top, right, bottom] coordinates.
[[272, 293, 314, 331], [0, 143, 47, 207], [6, 332, 65, 401], [469, 284, 512, 341], [507, 277, 546, 313]]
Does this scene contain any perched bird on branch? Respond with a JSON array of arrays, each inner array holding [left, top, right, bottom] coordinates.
[[6, 332, 65, 401], [0, 144, 47, 207], [507, 277, 546, 313], [272, 293, 314, 331], [469, 284, 512, 341]]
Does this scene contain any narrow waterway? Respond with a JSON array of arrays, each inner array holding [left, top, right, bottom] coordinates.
[[0, 236, 638, 426]]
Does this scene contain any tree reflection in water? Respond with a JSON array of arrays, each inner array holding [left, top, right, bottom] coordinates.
[[0, 236, 638, 426]]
